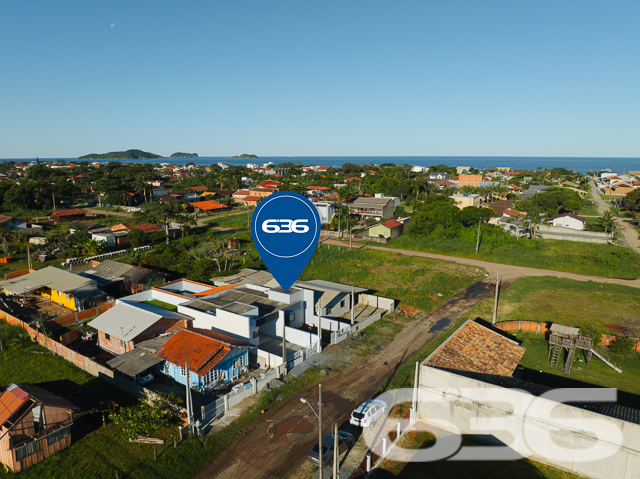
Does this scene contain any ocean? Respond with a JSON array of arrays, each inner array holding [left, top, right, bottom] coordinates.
[[3, 156, 640, 174]]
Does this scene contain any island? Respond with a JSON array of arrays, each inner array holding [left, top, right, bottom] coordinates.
[[170, 152, 199, 159], [231, 154, 259, 159], [78, 149, 163, 160]]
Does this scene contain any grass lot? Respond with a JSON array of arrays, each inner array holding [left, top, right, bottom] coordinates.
[[577, 202, 599, 216], [204, 210, 252, 228], [458, 276, 640, 399], [143, 299, 178, 311], [387, 234, 640, 279], [300, 244, 484, 313]]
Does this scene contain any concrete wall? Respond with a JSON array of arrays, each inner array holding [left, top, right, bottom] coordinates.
[[359, 294, 396, 312], [284, 326, 318, 349], [419, 366, 640, 479]]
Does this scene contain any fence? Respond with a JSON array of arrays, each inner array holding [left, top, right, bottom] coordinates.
[[358, 294, 396, 312], [330, 327, 351, 345], [286, 342, 318, 370], [200, 365, 284, 423], [351, 311, 382, 334], [51, 302, 114, 328]]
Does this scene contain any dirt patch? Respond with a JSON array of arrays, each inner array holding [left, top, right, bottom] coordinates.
[[397, 304, 421, 317], [269, 416, 313, 443], [606, 324, 624, 332]]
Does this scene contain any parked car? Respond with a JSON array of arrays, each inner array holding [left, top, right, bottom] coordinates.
[[137, 370, 154, 385], [350, 399, 387, 429], [308, 430, 355, 466]]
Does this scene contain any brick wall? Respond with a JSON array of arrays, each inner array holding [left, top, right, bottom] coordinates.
[[495, 320, 640, 351], [54, 302, 114, 328]]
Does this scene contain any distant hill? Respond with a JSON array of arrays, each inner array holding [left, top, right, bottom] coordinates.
[[78, 149, 163, 160], [231, 154, 259, 159], [170, 152, 199, 158]]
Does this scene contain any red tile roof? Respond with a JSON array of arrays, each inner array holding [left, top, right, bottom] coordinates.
[[233, 190, 251, 196], [258, 180, 281, 188], [187, 186, 208, 191], [435, 180, 455, 186], [243, 196, 261, 202], [154, 329, 242, 375], [112, 222, 162, 234], [0, 215, 14, 224], [306, 186, 331, 190], [424, 321, 525, 376], [190, 200, 226, 211], [345, 177, 361, 181], [504, 209, 525, 217], [379, 219, 402, 229]]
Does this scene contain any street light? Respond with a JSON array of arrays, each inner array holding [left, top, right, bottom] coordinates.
[[301, 384, 323, 479]]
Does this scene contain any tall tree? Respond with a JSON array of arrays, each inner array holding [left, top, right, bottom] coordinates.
[[134, 200, 184, 244]]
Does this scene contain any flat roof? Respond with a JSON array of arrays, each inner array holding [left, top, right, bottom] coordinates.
[[0, 266, 96, 295]]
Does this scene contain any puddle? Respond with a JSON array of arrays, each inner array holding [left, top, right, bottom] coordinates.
[[270, 416, 313, 442], [428, 318, 451, 333]]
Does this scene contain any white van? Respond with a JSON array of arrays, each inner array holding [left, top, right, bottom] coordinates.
[[350, 399, 387, 429]]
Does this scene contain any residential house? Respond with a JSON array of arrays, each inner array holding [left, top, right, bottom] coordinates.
[[604, 182, 636, 196], [0, 266, 104, 311], [0, 215, 27, 230], [0, 383, 79, 472], [48, 209, 87, 223], [213, 189, 234, 199], [450, 193, 481, 209], [257, 180, 281, 189], [411, 166, 429, 173], [547, 213, 586, 231], [154, 328, 249, 392], [236, 196, 261, 207], [250, 188, 277, 198], [349, 197, 394, 220], [367, 218, 405, 240], [88, 301, 191, 355], [458, 175, 482, 188], [311, 201, 335, 224], [487, 200, 514, 218], [232, 189, 251, 200], [80, 260, 165, 296], [429, 172, 449, 180], [456, 166, 471, 174], [190, 200, 228, 215]]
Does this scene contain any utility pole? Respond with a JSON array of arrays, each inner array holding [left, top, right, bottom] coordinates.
[[492, 272, 500, 325], [349, 222, 352, 249], [282, 323, 287, 376], [333, 422, 339, 479], [350, 285, 355, 326], [475, 219, 481, 254], [27, 244, 32, 270], [185, 362, 194, 436], [317, 296, 322, 353], [52, 192, 56, 211], [318, 384, 323, 479], [247, 205, 250, 227]]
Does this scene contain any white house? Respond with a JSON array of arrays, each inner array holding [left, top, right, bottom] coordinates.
[[312, 201, 336, 224], [547, 213, 586, 231]]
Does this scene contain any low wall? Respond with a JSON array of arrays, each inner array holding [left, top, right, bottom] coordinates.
[[494, 320, 640, 351], [359, 294, 396, 312], [54, 302, 114, 327], [419, 365, 640, 479], [284, 326, 318, 349]]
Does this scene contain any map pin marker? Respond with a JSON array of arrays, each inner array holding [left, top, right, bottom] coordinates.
[[251, 192, 321, 291]]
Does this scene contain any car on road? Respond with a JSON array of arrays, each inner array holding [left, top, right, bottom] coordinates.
[[137, 370, 154, 385], [308, 430, 355, 466], [350, 399, 387, 429]]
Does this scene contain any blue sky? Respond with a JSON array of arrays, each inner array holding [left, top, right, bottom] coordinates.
[[1, 1, 638, 158]]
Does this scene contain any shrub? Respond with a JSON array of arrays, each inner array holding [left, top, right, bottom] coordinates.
[[610, 337, 635, 355]]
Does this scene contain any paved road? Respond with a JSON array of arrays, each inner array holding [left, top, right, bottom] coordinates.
[[321, 239, 640, 288], [590, 182, 640, 250], [194, 279, 498, 479]]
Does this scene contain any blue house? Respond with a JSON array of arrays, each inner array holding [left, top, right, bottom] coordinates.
[[154, 328, 249, 392]]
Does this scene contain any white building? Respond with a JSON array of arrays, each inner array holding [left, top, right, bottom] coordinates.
[[312, 201, 336, 224], [546, 213, 586, 231]]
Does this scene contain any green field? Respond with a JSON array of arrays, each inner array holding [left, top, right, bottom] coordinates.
[[387, 234, 640, 279], [204, 210, 252, 228], [301, 244, 484, 313]]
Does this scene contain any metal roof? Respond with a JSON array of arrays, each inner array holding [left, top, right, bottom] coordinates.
[[88, 302, 190, 342], [295, 280, 367, 294], [351, 197, 393, 207], [0, 266, 96, 295], [81, 260, 153, 284], [107, 342, 167, 376]]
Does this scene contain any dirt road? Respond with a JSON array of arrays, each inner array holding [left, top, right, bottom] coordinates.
[[194, 279, 497, 479], [590, 181, 640, 251], [322, 239, 640, 288]]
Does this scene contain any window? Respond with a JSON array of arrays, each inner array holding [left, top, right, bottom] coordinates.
[[15, 440, 39, 460], [233, 356, 244, 369], [46, 427, 69, 445], [204, 369, 219, 385], [104, 333, 110, 341], [340, 300, 346, 309], [180, 366, 186, 376], [252, 331, 259, 339], [119, 339, 125, 349], [32, 406, 46, 433], [326, 307, 332, 314]]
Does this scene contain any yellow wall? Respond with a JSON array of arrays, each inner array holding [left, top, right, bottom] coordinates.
[[42, 289, 76, 310]]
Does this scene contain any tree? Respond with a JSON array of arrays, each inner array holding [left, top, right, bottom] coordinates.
[[188, 239, 236, 272], [599, 211, 615, 238], [522, 206, 545, 240], [134, 201, 184, 244]]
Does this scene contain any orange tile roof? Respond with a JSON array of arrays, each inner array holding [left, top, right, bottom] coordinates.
[[424, 321, 525, 376], [243, 196, 261, 201], [306, 186, 331, 190], [190, 200, 226, 211], [233, 190, 252, 196], [154, 329, 241, 375], [380, 219, 402, 229], [0, 385, 29, 427], [258, 180, 281, 188], [192, 284, 239, 296], [504, 209, 525, 217], [187, 186, 208, 191], [112, 222, 162, 234], [49, 208, 87, 217]]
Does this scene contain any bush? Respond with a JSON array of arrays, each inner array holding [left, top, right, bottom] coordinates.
[[610, 337, 635, 355]]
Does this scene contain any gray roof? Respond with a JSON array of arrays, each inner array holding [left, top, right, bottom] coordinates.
[[88, 301, 190, 342], [81, 260, 155, 285], [213, 268, 275, 287], [0, 266, 96, 295], [350, 197, 393, 207], [295, 280, 367, 294], [106, 335, 172, 376]]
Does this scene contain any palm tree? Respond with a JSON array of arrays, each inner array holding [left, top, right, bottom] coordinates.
[[599, 210, 615, 238], [523, 206, 545, 240]]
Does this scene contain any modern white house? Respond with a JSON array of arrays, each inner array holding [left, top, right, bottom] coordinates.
[[546, 213, 586, 231], [311, 201, 336, 224]]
